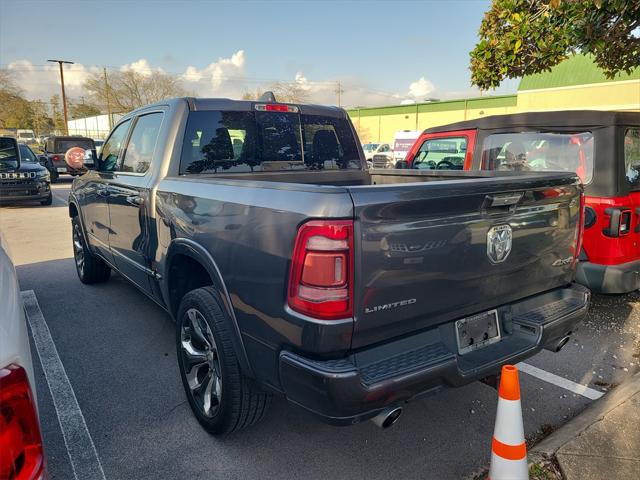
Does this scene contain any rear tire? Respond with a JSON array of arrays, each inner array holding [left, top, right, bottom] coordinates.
[[176, 286, 271, 434], [71, 216, 110, 284]]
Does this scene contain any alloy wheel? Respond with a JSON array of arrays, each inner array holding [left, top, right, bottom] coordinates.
[[72, 223, 85, 275], [180, 308, 222, 418]]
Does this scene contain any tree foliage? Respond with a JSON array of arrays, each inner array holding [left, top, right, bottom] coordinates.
[[470, 0, 640, 90], [69, 101, 102, 119], [267, 81, 311, 103], [84, 69, 187, 113]]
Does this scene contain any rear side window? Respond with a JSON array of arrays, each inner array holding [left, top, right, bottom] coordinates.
[[180, 110, 361, 174], [414, 137, 467, 170], [481, 132, 594, 183], [55, 138, 94, 152], [624, 128, 640, 190], [121, 113, 163, 174]]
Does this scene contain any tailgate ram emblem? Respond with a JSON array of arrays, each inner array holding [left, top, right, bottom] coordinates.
[[487, 224, 512, 264]]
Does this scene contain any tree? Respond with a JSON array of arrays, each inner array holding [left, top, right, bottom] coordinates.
[[50, 95, 66, 133], [241, 88, 265, 100], [470, 0, 640, 90], [83, 69, 187, 113], [268, 81, 310, 103], [69, 100, 102, 119]]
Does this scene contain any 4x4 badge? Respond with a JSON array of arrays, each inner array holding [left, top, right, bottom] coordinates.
[[487, 224, 512, 264]]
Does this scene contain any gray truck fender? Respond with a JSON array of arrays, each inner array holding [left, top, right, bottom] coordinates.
[[164, 238, 254, 377]]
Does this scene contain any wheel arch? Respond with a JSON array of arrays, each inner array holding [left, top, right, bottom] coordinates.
[[165, 238, 253, 377]]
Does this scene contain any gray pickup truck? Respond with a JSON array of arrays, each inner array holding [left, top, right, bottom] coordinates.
[[68, 97, 590, 434]]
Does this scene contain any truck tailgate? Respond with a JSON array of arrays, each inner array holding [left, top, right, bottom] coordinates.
[[347, 173, 582, 349]]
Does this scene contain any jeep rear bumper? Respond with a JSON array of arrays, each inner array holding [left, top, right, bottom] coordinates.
[[279, 283, 590, 425], [576, 259, 640, 294]]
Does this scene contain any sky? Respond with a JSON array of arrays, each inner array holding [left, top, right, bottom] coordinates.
[[0, 0, 520, 107]]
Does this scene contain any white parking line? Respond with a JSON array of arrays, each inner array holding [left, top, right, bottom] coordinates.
[[517, 362, 604, 400], [22, 290, 107, 480]]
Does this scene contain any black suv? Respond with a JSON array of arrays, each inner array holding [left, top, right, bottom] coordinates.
[[41, 135, 94, 182], [0, 138, 52, 205]]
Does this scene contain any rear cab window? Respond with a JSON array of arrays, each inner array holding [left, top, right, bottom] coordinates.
[[55, 138, 95, 153], [413, 137, 467, 170], [624, 128, 640, 190], [481, 132, 594, 183], [180, 109, 361, 174]]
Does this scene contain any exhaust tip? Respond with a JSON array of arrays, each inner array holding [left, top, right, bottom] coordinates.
[[371, 406, 403, 429], [555, 336, 570, 352]]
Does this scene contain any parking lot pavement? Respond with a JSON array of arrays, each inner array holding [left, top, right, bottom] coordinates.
[[2, 182, 639, 479]]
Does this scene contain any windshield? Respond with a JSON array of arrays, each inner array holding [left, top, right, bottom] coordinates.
[[18, 132, 35, 139], [414, 137, 467, 170], [0, 137, 19, 170], [363, 143, 380, 152], [481, 131, 594, 183], [55, 138, 95, 152], [180, 110, 362, 174], [19, 144, 38, 162]]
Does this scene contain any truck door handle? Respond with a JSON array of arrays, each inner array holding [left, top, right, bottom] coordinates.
[[126, 195, 144, 206]]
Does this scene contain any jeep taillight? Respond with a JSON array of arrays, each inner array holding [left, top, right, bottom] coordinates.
[[0, 365, 46, 480], [574, 192, 585, 263], [288, 220, 354, 320], [603, 207, 632, 238]]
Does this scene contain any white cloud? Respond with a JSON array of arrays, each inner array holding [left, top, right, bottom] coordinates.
[[5, 54, 500, 109], [407, 76, 436, 99], [181, 50, 246, 96], [6, 60, 97, 101], [120, 59, 159, 77]]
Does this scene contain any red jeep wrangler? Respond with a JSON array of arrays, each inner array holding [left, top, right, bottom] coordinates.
[[403, 111, 640, 294]]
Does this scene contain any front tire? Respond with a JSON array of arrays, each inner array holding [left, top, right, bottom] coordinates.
[[71, 216, 110, 284], [176, 287, 271, 434], [40, 192, 52, 206]]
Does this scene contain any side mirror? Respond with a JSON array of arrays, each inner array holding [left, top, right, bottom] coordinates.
[[395, 160, 409, 169], [38, 155, 47, 166]]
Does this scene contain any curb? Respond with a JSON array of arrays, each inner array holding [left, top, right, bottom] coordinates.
[[529, 371, 640, 462]]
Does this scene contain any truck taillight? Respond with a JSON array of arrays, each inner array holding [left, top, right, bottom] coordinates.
[[288, 220, 354, 320], [0, 365, 46, 480], [52, 155, 59, 161]]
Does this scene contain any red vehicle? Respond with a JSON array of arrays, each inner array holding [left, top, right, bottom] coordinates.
[[403, 111, 640, 294]]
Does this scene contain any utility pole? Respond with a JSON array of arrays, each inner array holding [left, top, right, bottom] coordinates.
[[47, 59, 74, 135], [335, 80, 344, 107], [103, 67, 113, 130]]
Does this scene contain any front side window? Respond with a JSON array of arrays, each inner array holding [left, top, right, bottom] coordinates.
[[0, 138, 18, 170], [481, 131, 594, 183], [180, 110, 361, 174], [121, 113, 163, 173], [413, 137, 467, 170], [624, 128, 640, 190], [19, 144, 37, 162], [99, 120, 131, 172]]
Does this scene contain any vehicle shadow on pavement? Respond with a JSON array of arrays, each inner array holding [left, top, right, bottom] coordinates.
[[17, 257, 638, 480]]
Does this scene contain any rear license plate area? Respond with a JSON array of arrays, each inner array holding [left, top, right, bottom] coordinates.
[[455, 309, 501, 355]]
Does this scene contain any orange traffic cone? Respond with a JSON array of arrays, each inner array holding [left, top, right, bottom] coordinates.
[[489, 365, 528, 480]]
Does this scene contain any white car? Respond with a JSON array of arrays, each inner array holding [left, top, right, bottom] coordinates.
[[0, 234, 46, 480], [362, 143, 391, 161]]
